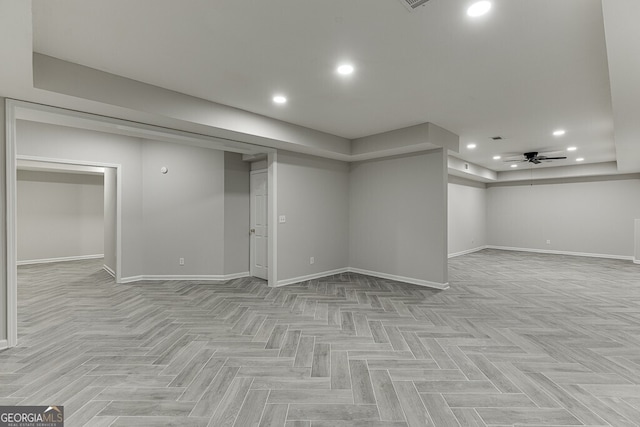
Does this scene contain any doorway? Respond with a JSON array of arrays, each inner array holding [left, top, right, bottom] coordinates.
[[4, 100, 278, 349], [16, 160, 109, 267], [250, 170, 268, 280]]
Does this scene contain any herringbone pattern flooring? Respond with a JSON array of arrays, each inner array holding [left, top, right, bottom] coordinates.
[[2, 250, 640, 426]]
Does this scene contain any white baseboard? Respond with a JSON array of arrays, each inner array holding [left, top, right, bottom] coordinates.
[[119, 267, 451, 291], [448, 246, 488, 259], [634, 259, 640, 265], [486, 245, 634, 261], [118, 272, 250, 284], [118, 275, 143, 284], [223, 272, 252, 280], [17, 254, 104, 266], [274, 267, 449, 290], [103, 264, 116, 278], [348, 267, 449, 290], [0, 340, 8, 351], [275, 268, 350, 287]]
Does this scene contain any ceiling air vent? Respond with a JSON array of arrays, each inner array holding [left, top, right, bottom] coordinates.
[[399, 0, 431, 12]]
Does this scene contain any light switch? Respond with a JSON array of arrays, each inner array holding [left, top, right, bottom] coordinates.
[[279, 215, 286, 223]]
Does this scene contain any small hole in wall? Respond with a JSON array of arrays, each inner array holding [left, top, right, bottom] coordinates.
[[160, 167, 169, 174]]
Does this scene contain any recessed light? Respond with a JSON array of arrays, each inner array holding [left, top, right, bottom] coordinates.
[[467, 1, 492, 17], [337, 64, 355, 76], [576, 158, 584, 162], [467, 143, 477, 149], [511, 164, 518, 168], [273, 95, 287, 104], [553, 129, 566, 136], [493, 155, 501, 160], [567, 146, 577, 151]]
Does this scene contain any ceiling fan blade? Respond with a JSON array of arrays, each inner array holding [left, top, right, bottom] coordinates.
[[543, 157, 567, 160], [537, 150, 566, 156], [504, 159, 524, 162], [532, 159, 541, 164]]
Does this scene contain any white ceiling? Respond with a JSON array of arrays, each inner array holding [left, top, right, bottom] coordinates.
[[28, 0, 622, 171]]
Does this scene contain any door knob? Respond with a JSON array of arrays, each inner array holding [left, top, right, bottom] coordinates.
[[250, 228, 256, 234]]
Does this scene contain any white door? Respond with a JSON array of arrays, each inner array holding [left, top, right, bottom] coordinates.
[[250, 171, 268, 280]]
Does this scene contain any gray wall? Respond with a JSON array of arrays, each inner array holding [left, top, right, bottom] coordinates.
[[224, 152, 250, 275], [141, 139, 226, 275], [349, 149, 448, 285], [16, 120, 249, 279], [1, 98, 6, 341], [635, 219, 640, 262], [104, 167, 117, 272], [448, 176, 487, 256], [487, 177, 640, 257], [17, 170, 104, 262], [277, 151, 350, 282], [17, 120, 145, 278]]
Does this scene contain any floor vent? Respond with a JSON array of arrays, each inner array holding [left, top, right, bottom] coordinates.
[[399, 0, 431, 12]]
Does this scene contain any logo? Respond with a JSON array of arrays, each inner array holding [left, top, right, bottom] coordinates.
[[0, 406, 64, 427]]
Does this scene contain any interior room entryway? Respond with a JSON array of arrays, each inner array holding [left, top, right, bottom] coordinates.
[[250, 170, 268, 280], [4, 100, 277, 349], [16, 160, 108, 269]]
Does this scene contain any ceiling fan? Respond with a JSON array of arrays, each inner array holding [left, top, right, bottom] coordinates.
[[505, 151, 567, 165]]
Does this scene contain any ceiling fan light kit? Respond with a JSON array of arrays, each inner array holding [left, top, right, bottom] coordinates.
[[504, 151, 568, 165]]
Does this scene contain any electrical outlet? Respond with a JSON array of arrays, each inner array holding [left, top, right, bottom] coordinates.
[[310, 257, 315, 265], [179, 257, 185, 265], [546, 240, 551, 245], [279, 215, 286, 223]]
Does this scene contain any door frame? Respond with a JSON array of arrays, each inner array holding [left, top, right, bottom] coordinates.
[[15, 156, 122, 271], [4, 99, 279, 348], [7, 154, 123, 348], [267, 153, 278, 287]]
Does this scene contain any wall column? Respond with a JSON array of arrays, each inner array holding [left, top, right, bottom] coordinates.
[[1, 98, 7, 345]]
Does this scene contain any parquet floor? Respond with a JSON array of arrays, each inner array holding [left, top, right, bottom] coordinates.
[[2, 249, 640, 426]]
